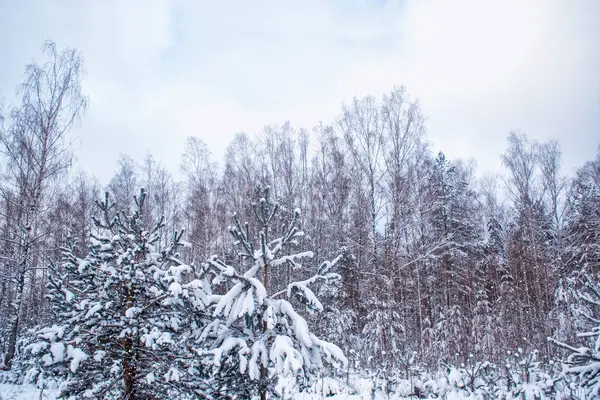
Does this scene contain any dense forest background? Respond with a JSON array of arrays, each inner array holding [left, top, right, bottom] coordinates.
[[0, 42, 599, 382]]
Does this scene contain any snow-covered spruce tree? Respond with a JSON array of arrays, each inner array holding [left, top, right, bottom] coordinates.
[[201, 187, 347, 399], [312, 248, 361, 378], [28, 190, 214, 399], [361, 298, 405, 371], [552, 277, 600, 398]]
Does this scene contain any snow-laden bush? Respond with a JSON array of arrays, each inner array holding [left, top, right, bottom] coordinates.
[[439, 361, 497, 399], [403, 353, 565, 399]]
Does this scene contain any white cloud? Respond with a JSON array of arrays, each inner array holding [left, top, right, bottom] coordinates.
[[0, 0, 598, 183], [396, 0, 600, 173]]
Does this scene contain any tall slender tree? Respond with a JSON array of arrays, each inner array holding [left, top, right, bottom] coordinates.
[[0, 41, 87, 369]]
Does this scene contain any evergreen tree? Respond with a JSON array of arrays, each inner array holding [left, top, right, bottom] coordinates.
[[29, 190, 214, 399], [551, 150, 600, 351], [361, 298, 405, 371], [201, 187, 347, 399], [552, 277, 600, 398], [428, 152, 482, 361], [472, 269, 496, 360], [313, 248, 360, 354]]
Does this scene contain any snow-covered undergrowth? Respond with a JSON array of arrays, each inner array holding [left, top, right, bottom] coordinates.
[[0, 377, 395, 400], [0, 383, 58, 400], [0, 347, 588, 399], [0, 366, 585, 400]]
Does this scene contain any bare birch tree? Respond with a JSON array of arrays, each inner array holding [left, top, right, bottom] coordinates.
[[0, 40, 87, 369]]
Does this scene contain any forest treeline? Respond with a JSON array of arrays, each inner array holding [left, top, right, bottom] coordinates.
[[0, 41, 599, 383]]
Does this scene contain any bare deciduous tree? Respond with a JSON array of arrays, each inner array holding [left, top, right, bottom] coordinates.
[[108, 154, 138, 213], [338, 95, 385, 261], [0, 40, 87, 369]]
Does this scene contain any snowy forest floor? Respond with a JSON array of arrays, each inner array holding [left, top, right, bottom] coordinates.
[[0, 371, 581, 399], [0, 376, 433, 400], [0, 383, 403, 400], [0, 383, 415, 400], [0, 383, 55, 400]]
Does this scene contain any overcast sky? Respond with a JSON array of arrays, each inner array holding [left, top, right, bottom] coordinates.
[[1, 0, 599, 183]]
